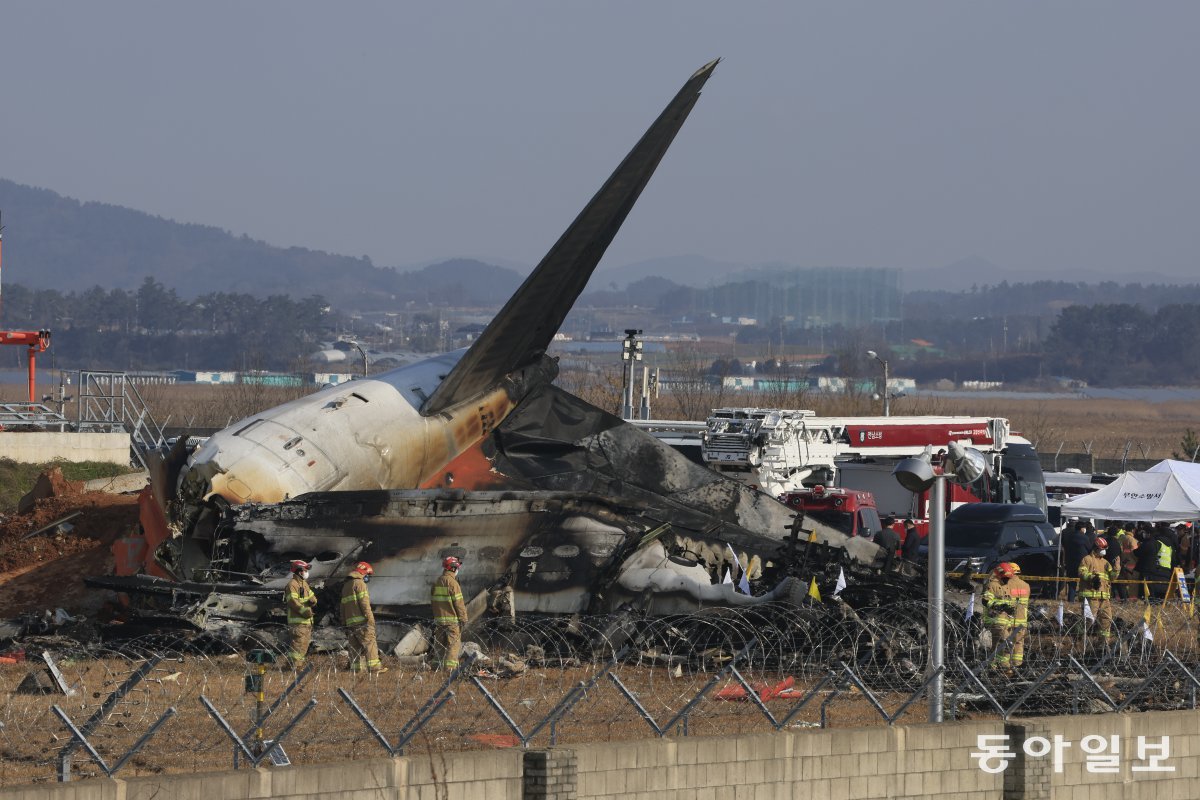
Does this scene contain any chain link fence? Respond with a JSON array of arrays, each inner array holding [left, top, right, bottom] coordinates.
[[3, 596, 1199, 786]]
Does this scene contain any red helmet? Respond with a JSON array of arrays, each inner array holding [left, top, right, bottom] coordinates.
[[291, 560, 311, 574], [1094, 537, 1108, 549], [354, 561, 374, 576], [993, 562, 1016, 579], [443, 556, 461, 571]]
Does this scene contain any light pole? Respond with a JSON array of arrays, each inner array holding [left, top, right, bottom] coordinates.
[[347, 340, 369, 377], [892, 441, 988, 723], [866, 350, 890, 416], [621, 329, 643, 420]]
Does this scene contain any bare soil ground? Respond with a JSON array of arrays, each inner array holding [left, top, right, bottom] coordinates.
[[0, 468, 138, 615], [0, 653, 941, 786]]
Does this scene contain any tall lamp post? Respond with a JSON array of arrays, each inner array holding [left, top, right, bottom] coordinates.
[[892, 441, 989, 723], [347, 340, 369, 377], [621, 329, 643, 420], [866, 350, 890, 416]]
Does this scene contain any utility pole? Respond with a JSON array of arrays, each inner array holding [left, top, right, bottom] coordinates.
[[867, 350, 890, 417], [621, 329, 642, 420]]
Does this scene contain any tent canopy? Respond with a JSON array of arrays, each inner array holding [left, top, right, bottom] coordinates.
[[1148, 459, 1200, 486], [1061, 469, 1200, 523]]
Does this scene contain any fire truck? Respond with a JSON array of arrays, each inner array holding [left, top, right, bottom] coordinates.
[[636, 408, 1047, 524], [779, 484, 883, 539]]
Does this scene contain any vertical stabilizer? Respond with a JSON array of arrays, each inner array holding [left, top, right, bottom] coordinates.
[[422, 60, 719, 416]]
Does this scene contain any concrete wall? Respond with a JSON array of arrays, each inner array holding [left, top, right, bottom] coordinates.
[[4, 709, 1200, 799], [576, 723, 1000, 800], [0, 432, 130, 465]]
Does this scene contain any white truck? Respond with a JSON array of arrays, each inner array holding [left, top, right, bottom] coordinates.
[[635, 408, 1047, 521]]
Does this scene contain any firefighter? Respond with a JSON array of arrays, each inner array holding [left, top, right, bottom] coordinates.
[[431, 556, 469, 670], [1078, 537, 1116, 643], [285, 560, 317, 668], [983, 562, 1030, 673], [340, 561, 386, 674], [1115, 530, 1140, 601]]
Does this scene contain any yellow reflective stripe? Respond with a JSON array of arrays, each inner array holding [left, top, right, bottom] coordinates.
[[345, 615, 366, 625], [342, 592, 368, 603]]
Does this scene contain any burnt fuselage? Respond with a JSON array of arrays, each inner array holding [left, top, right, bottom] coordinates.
[[198, 489, 781, 620]]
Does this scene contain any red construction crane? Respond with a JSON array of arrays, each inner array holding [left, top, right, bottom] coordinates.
[[0, 212, 53, 403]]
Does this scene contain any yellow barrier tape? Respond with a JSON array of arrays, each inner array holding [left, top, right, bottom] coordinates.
[[946, 572, 1176, 586]]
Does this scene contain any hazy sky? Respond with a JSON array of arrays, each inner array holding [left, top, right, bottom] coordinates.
[[3, 2, 1197, 279]]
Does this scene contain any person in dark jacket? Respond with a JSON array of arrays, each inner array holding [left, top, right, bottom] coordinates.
[[875, 521, 901, 572], [1138, 523, 1179, 600], [1062, 520, 1093, 601], [1103, 524, 1123, 571], [1178, 522, 1197, 574], [901, 520, 922, 562]]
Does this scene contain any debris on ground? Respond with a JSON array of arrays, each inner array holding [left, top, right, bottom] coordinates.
[[0, 467, 140, 616], [83, 471, 149, 495]]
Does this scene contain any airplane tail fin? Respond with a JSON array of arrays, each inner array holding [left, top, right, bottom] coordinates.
[[422, 59, 719, 416]]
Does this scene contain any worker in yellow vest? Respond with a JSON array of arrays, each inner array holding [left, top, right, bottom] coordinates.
[[284, 560, 317, 668], [431, 556, 469, 670], [340, 561, 386, 674], [983, 562, 1030, 672], [1079, 537, 1116, 642]]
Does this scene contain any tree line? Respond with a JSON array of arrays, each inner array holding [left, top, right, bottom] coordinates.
[[2, 276, 1199, 387], [0, 278, 336, 372]]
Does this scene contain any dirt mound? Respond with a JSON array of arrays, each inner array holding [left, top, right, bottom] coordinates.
[[0, 486, 139, 615], [15, 466, 85, 514]]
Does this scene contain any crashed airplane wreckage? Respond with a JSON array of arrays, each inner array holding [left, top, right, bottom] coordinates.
[[86, 60, 925, 650]]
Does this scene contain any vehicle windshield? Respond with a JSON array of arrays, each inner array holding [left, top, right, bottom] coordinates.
[[945, 522, 1002, 549], [858, 508, 882, 538], [806, 510, 855, 536]]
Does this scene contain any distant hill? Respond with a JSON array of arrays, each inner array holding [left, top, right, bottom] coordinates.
[[0, 179, 522, 310], [5, 178, 1193, 316], [900, 255, 1197, 292], [595, 254, 743, 288]]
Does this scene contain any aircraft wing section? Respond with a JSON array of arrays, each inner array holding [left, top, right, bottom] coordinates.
[[422, 59, 719, 416]]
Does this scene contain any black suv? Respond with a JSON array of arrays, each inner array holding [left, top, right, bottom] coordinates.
[[921, 503, 1061, 594]]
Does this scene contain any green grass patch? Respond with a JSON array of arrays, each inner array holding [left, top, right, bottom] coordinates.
[[0, 459, 137, 515]]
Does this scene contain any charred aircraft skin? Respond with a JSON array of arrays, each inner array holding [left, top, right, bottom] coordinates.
[[118, 60, 917, 629], [159, 489, 809, 619], [117, 386, 904, 631], [98, 487, 862, 630]]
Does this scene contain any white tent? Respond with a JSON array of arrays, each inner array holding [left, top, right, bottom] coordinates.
[[1061, 469, 1200, 522], [1148, 459, 1200, 488]]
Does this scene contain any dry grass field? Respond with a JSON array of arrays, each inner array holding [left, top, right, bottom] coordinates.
[[1, 597, 1196, 787], [905, 396, 1198, 465], [3, 372, 1195, 463]]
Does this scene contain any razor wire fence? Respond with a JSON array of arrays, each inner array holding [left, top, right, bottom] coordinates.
[[3, 598, 1200, 786]]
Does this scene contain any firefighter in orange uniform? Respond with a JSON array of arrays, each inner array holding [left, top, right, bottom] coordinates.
[[1078, 537, 1116, 643], [285, 560, 317, 668], [340, 561, 386, 674], [431, 556, 469, 670], [983, 562, 1030, 672]]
